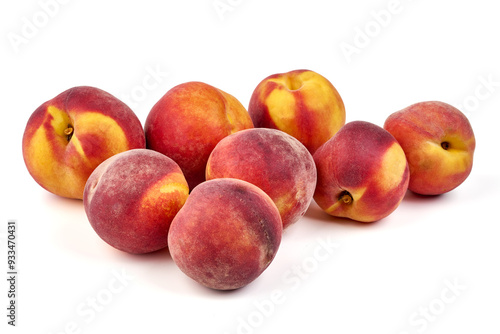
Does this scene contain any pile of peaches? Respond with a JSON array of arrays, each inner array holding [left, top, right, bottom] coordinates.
[[22, 69, 476, 291]]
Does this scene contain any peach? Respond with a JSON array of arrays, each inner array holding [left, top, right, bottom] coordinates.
[[314, 121, 409, 223], [248, 69, 345, 154], [168, 178, 282, 290], [144, 82, 254, 190], [83, 149, 189, 254], [22, 86, 146, 199], [384, 101, 476, 195], [206, 128, 316, 229]]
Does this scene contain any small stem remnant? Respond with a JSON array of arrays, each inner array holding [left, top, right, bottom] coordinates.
[[441, 141, 450, 150], [64, 125, 74, 141], [338, 190, 353, 205]]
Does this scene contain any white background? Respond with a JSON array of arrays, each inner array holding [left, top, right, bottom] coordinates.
[[1, 0, 499, 333]]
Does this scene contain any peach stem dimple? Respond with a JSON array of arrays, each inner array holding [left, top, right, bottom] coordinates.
[[441, 141, 450, 150], [338, 191, 353, 205], [64, 125, 74, 141], [285, 77, 303, 91]]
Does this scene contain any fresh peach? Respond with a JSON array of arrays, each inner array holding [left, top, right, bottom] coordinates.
[[168, 178, 282, 290], [248, 69, 345, 154], [83, 149, 189, 254], [206, 128, 316, 229], [314, 121, 409, 223], [22, 86, 146, 199], [144, 82, 254, 190], [384, 101, 476, 195]]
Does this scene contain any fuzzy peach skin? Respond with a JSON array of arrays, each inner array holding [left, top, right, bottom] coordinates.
[[314, 121, 409, 223], [206, 128, 316, 229], [384, 101, 475, 195], [83, 149, 189, 254], [22, 86, 146, 199], [145, 82, 254, 190], [248, 69, 345, 154], [168, 178, 282, 290]]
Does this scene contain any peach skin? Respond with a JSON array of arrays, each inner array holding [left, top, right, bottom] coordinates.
[[314, 121, 409, 223], [384, 101, 475, 195], [248, 69, 345, 154], [22, 86, 146, 199]]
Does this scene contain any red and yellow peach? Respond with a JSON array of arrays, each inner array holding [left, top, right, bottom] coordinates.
[[145, 81, 254, 190], [314, 121, 409, 223], [206, 128, 316, 229], [248, 69, 345, 154], [83, 149, 189, 254], [168, 178, 282, 290], [384, 101, 476, 195], [22, 86, 146, 199]]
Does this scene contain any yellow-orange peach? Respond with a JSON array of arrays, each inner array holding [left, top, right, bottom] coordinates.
[[22, 86, 146, 199], [145, 82, 253, 190], [206, 128, 316, 229], [384, 101, 475, 195], [248, 69, 345, 154], [84, 149, 189, 254], [314, 121, 409, 223], [168, 178, 282, 290]]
